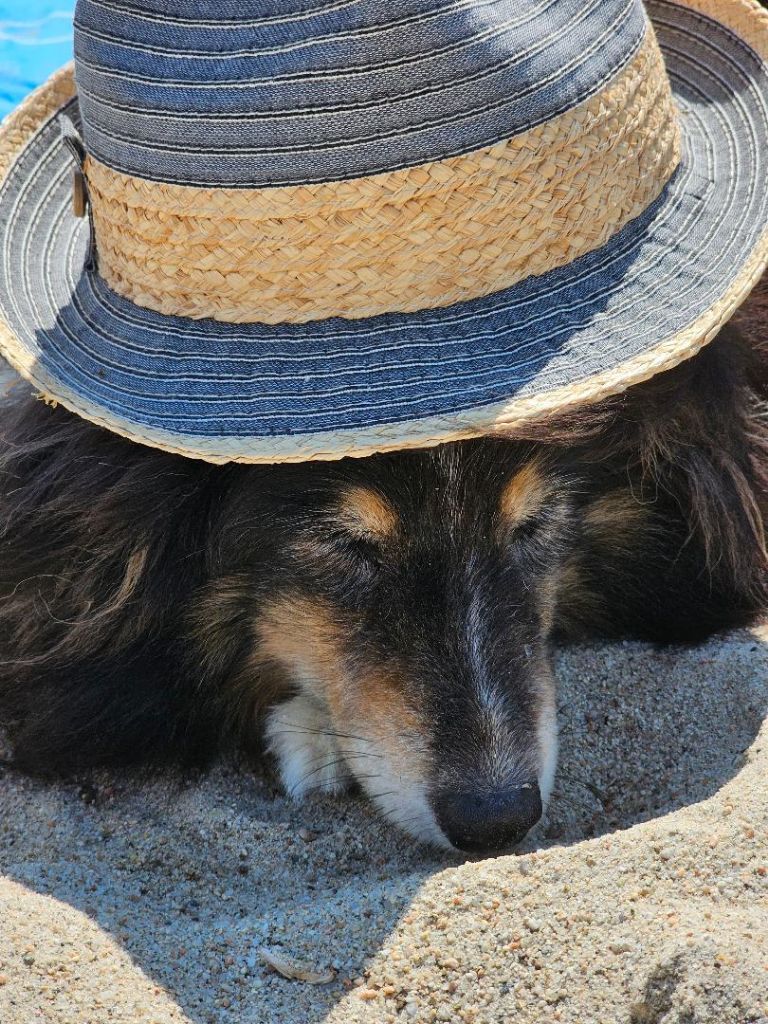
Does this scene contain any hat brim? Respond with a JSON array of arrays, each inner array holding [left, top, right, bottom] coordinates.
[[0, 0, 767, 464]]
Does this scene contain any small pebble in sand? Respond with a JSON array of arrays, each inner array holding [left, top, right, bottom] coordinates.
[[608, 941, 633, 955], [258, 946, 336, 985]]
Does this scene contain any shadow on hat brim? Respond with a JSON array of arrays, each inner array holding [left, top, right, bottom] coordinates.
[[0, 0, 767, 464]]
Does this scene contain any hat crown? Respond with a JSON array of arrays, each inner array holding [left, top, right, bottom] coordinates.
[[74, 0, 649, 188], [3, 0, 768, 464]]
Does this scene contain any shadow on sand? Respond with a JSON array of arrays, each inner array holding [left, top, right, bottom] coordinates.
[[0, 632, 766, 1024]]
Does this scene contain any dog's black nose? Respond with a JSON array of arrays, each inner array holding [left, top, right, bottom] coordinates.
[[433, 783, 542, 853]]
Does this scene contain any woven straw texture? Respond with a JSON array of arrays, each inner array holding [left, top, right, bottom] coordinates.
[[0, 64, 75, 181], [86, 29, 680, 325], [0, 0, 765, 464]]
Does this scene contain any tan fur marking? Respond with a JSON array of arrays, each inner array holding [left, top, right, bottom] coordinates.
[[358, 668, 428, 764], [555, 492, 650, 637], [256, 594, 348, 709], [257, 593, 429, 773], [583, 490, 650, 549], [499, 460, 549, 529], [553, 560, 606, 637], [337, 486, 398, 540]]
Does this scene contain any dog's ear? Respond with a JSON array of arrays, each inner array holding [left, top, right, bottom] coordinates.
[[616, 325, 767, 587], [0, 391, 225, 774], [554, 325, 768, 642], [522, 325, 767, 584]]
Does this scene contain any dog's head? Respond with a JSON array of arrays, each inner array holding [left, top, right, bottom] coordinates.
[[219, 440, 577, 853]]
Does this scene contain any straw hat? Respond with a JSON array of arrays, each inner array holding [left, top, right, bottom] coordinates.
[[0, 0, 767, 464]]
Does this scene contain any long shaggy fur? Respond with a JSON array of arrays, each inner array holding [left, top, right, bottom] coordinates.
[[0, 324, 766, 784]]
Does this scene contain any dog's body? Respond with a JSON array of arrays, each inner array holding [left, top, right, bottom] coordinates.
[[0, 326, 766, 852]]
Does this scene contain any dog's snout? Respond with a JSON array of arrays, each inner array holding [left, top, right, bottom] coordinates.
[[433, 783, 542, 853]]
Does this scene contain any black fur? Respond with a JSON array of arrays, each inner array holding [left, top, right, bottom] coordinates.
[[0, 325, 765, 779]]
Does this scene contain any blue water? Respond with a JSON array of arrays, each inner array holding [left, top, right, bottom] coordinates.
[[0, 2, 73, 118]]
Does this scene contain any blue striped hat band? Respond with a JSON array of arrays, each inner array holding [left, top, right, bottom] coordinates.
[[0, 0, 766, 463], [76, 0, 647, 187]]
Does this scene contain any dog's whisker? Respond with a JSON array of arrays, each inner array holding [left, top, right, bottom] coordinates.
[[287, 754, 382, 794], [288, 758, 349, 796], [266, 731, 381, 754], [266, 720, 374, 746]]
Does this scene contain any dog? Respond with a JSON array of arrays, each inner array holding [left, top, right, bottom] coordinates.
[[0, 324, 766, 854]]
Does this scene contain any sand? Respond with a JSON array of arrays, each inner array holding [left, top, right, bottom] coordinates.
[[0, 630, 766, 1024], [1, 289, 768, 1023]]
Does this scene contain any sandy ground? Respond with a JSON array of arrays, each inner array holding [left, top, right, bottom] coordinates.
[[0, 631, 766, 1024], [1, 286, 768, 1022]]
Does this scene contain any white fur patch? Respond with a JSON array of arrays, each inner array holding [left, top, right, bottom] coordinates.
[[341, 735, 454, 851], [537, 691, 559, 808], [265, 697, 452, 849], [465, 583, 555, 795], [264, 695, 353, 798], [466, 585, 516, 783]]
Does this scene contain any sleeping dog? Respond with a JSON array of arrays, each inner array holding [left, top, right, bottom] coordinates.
[[0, 324, 766, 854]]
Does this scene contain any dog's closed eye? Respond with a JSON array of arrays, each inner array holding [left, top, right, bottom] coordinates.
[[497, 461, 573, 555], [327, 528, 384, 568], [294, 486, 398, 572], [513, 512, 546, 542]]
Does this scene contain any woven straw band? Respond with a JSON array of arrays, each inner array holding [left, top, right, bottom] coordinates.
[[84, 27, 680, 326]]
